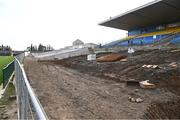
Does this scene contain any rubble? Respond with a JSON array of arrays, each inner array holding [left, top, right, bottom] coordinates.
[[169, 62, 177, 68], [171, 49, 180, 53], [87, 54, 96, 61], [142, 65, 160, 69], [120, 59, 127, 62], [140, 80, 156, 89], [136, 98, 143, 103], [135, 89, 139, 92], [128, 97, 143, 103], [128, 97, 136, 102]]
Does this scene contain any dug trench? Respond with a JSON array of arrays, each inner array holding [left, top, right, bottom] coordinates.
[[26, 48, 180, 119]]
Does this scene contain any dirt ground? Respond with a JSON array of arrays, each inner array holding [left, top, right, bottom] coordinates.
[[24, 48, 180, 119], [0, 83, 17, 119]]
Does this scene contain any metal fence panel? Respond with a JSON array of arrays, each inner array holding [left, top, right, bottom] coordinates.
[[3, 60, 15, 88], [15, 57, 48, 120], [16, 52, 25, 64]]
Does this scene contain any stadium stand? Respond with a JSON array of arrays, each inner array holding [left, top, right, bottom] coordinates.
[[99, 0, 180, 47]]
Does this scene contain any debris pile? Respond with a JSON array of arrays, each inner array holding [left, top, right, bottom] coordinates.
[[171, 49, 180, 53], [87, 54, 96, 61], [140, 80, 156, 89], [142, 65, 160, 69], [128, 97, 143, 103], [169, 62, 178, 68], [97, 53, 127, 62]]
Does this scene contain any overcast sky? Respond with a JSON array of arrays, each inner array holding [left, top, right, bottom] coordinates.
[[0, 0, 153, 50]]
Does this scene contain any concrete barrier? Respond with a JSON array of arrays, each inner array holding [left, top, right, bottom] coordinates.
[[34, 48, 90, 60]]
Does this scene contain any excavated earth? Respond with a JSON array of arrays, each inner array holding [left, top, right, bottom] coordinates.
[[24, 48, 180, 119]]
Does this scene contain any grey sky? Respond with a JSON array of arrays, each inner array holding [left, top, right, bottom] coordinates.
[[0, 0, 153, 50]]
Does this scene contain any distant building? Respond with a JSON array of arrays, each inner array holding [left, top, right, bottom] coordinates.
[[72, 39, 84, 46], [72, 39, 97, 49]]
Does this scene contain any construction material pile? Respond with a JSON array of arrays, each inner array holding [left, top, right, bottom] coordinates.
[[97, 53, 127, 62]]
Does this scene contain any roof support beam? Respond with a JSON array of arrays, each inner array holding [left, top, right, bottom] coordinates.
[[162, 0, 180, 11]]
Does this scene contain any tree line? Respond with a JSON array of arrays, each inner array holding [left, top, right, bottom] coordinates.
[[0, 45, 12, 51], [27, 44, 54, 52]]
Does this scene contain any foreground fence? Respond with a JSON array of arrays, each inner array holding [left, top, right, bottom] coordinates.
[[3, 60, 15, 88], [15, 57, 48, 119]]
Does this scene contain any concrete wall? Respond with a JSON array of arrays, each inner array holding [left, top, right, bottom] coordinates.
[[34, 48, 90, 60]]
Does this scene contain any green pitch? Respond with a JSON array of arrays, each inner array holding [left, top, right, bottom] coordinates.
[[0, 56, 14, 84]]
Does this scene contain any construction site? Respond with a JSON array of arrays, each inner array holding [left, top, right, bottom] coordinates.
[[22, 0, 180, 119], [0, 0, 180, 119], [23, 47, 180, 119]]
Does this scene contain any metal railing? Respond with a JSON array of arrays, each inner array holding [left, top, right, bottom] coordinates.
[[3, 60, 15, 88], [15, 56, 48, 120]]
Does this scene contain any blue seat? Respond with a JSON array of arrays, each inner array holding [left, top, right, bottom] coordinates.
[[170, 35, 180, 44]]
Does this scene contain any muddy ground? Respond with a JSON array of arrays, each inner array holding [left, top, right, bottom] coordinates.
[[24, 48, 180, 119]]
